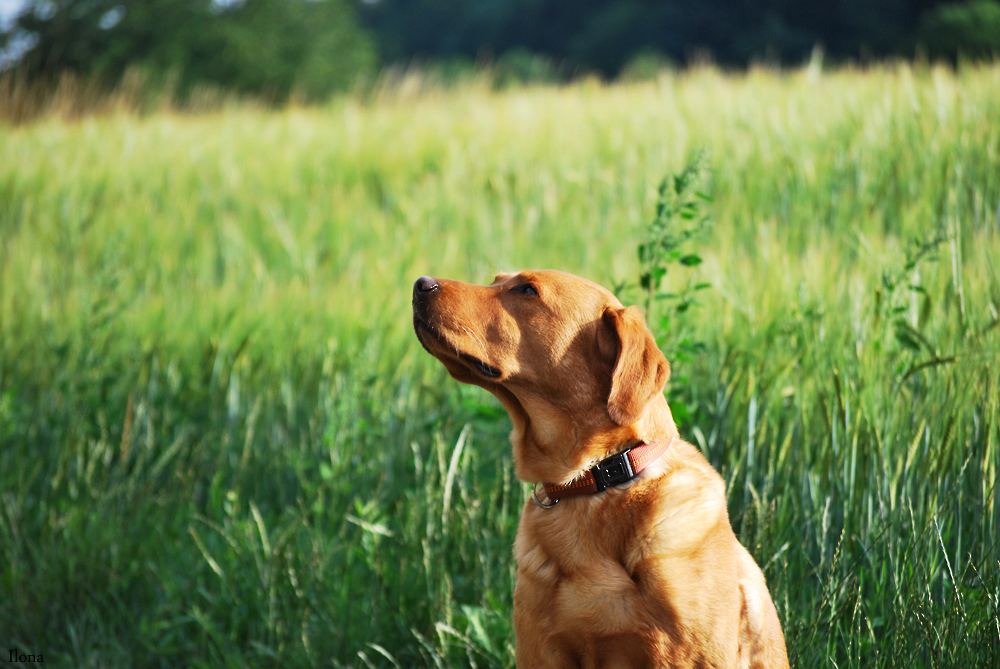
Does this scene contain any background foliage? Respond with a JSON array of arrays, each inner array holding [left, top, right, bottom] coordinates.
[[1, 62, 999, 666], [917, 0, 1000, 61], [358, 0, 942, 72], [0, 0, 377, 101], [2, 0, 1000, 104]]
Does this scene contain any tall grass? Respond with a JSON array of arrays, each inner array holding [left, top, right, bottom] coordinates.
[[1, 62, 998, 666]]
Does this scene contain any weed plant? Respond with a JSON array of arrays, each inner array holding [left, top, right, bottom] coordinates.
[[1, 63, 999, 667]]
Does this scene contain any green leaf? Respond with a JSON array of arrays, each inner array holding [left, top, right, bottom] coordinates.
[[669, 399, 692, 427], [894, 324, 922, 352]]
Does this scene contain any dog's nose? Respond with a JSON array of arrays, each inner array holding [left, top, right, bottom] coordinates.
[[413, 276, 440, 296]]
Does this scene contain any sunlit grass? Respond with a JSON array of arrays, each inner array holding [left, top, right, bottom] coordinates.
[[1, 62, 998, 666]]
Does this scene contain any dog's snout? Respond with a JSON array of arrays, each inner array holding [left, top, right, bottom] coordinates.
[[413, 276, 440, 297]]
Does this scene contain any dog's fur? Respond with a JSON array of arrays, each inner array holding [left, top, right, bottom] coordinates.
[[413, 269, 788, 668]]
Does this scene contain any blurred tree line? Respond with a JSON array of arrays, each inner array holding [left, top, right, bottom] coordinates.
[[2, 0, 999, 102], [358, 0, 1000, 75], [0, 0, 377, 101]]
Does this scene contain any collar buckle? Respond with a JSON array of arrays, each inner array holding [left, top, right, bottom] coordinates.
[[591, 450, 635, 492]]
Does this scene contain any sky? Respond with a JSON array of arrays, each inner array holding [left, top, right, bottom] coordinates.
[[0, 0, 27, 69], [0, 0, 26, 30]]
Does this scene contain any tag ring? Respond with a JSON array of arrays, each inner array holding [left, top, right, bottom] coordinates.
[[531, 482, 558, 508]]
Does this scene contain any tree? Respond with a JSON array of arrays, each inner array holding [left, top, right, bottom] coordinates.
[[917, 0, 1000, 61], [355, 0, 960, 76], [0, 0, 377, 100]]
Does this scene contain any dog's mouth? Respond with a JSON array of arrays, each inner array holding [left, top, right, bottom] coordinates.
[[413, 314, 503, 379], [458, 352, 503, 379]]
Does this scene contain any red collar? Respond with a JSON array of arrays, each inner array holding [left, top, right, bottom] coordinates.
[[535, 438, 672, 506]]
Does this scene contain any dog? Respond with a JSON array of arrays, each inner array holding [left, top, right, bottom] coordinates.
[[412, 269, 788, 668]]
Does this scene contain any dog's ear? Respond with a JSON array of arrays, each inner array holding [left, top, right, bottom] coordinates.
[[599, 306, 670, 426]]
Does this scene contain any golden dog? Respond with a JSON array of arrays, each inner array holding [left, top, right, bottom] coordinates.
[[412, 269, 788, 668]]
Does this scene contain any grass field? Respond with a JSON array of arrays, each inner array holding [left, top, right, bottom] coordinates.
[[1, 62, 999, 667]]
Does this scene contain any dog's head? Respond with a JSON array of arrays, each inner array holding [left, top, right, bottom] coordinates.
[[412, 270, 672, 481]]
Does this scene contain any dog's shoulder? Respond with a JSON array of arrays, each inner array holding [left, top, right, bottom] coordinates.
[[629, 439, 732, 554]]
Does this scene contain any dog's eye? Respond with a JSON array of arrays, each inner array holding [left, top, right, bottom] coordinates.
[[512, 283, 539, 297]]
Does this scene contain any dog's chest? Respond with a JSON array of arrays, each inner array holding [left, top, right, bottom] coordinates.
[[515, 530, 651, 636]]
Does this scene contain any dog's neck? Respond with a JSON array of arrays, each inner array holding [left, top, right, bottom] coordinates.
[[503, 390, 679, 485]]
